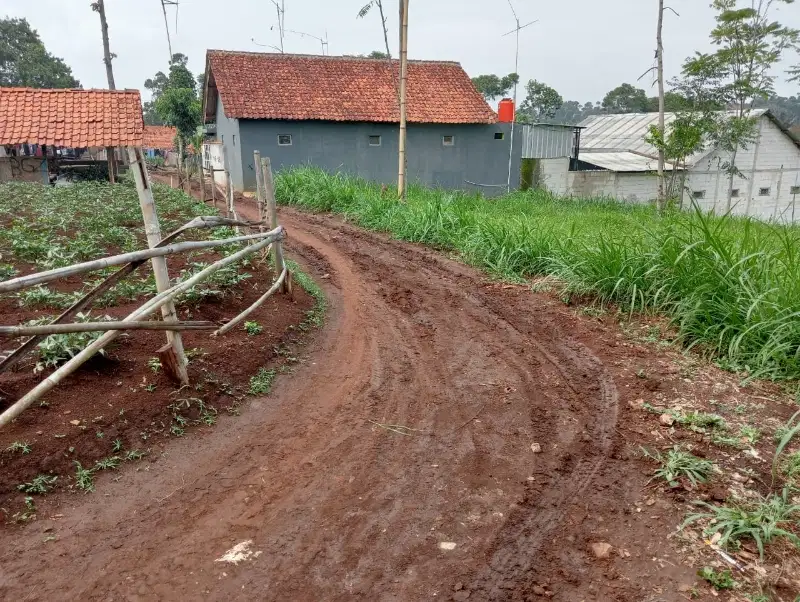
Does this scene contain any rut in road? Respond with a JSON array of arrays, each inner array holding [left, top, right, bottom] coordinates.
[[0, 204, 618, 601]]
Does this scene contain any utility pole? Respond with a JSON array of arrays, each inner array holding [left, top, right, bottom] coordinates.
[[92, 0, 117, 182], [397, 0, 409, 199], [656, 0, 666, 211]]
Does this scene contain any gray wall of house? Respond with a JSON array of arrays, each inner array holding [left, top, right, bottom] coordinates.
[[233, 120, 521, 196], [215, 97, 243, 191]]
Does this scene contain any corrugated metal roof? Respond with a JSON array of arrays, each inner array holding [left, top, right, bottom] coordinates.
[[577, 109, 769, 166], [521, 124, 575, 159], [579, 151, 675, 172]]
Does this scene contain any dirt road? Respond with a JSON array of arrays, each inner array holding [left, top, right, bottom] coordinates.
[[0, 204, 703, 601]]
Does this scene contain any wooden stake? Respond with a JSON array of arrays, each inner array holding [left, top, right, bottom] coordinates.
[[397, 0, 410, 199], [253, 150, 266, 226], [260, 157, 288, 291], [221, 145, 237, 221], [127, 146, 189, 385], [0, 321, 216, 337]]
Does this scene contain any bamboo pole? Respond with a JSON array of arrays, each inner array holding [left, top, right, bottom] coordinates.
[[213, 267, 286, 335], [221, 145, 237, 221], [0, 229, 275, 294], [260, 158, 287, 283], [0, 215, 259, 374], [0, 321, 216, 337], [128, 146, 188, 385], [253, 150, 265, 227], [0, 231, 280, 428], [397, 0, 410, 199], [656, 0, 666, 212], [209, 167, 217, 207]]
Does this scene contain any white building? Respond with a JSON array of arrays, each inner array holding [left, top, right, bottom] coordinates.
[[536, 110, 800, 222]]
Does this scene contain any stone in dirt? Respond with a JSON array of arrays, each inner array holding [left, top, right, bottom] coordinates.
[[532, 585, 546, 595], [530, 442, 542, 453], [590, 542, 613, 559], [659, 413, 675, 426], [439, 542, 457, 551]]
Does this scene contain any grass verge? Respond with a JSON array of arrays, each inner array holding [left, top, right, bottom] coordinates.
[[276, 166, 800, 381]]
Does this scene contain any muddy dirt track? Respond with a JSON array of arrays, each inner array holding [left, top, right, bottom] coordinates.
[[1, 204, 707, 601]]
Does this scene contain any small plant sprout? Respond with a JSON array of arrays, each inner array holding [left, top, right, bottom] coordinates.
[[249, 368, 276, 395], [642, 446, 714, 488], [678, 411, 726, 432], [73, 461, 95, 492], [697, 567, 736, 590], [124, 450, 145, 462], [148, 357, 162, 373], [17, 474, 57, 494], [244, 321, 263, 336], [6, 441, 32, 455], [112, 439, 123, 452], [684, 487, 800, 558], [96, 431, 104, 439], [738, 425, 761, 445], [94, 456, 121, 471]]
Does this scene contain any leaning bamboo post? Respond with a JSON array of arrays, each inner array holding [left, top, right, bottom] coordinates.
[[221, 145, 235, 220], [199, 156, 207, 202], [213, 266, 286, 335], [0, 230, 273, 294], [0, 230, 283, 428], [128, 146, 189, 385]]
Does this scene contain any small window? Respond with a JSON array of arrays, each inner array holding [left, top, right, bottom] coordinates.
[[494, 132, 505, 140], [278, 134, 292, 146], [232, 134, 236, 146], [759, 187, 771, 196], [730, 189, 740, 198], [221, 135, 224, 143], [692, 190, 706, 199], [790, 185, 800, 195], [369, 135, 381, 146], [442, 135, 455, 146]]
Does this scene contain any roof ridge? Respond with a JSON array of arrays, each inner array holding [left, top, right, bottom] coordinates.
[[206, 49, 462, 66], [0, 87, 141, 94]]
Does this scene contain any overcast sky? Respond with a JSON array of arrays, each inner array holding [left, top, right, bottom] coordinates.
[[2, 0, 799, 103]]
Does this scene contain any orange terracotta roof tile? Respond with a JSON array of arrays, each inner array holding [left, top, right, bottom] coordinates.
[[143, 125, 177, 150], [206, 51, 496, 124], [0, 88, 144, 147]]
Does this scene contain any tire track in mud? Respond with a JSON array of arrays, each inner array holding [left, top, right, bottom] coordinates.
[[0, 203, 620, 601], [279, 209, 621, 599]]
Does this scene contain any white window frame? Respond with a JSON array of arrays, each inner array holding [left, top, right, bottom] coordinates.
[[442, 135, 455, 146], [278, 134, 292, 146]]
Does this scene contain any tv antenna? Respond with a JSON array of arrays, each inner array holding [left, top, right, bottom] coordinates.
[[286, 29, 329, 55], [503, 0, 537, 193], [160, 0, 179, 60], [271, 0, 286, 53]]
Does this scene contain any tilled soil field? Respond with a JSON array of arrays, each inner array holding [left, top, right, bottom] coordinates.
[[1, 195, 798, 601]]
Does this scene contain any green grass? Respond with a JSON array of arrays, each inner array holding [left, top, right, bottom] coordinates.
[[276, 166, 800, 381], [17, 474, 57, 494], [642, 446, 715, 488], [249, 368, 276, 395]]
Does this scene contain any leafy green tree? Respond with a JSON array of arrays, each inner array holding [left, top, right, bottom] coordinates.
[[367, 50, 389, 59], [682, 0, 799, 209], [0, 17, 79, 88], [647, 91, 694, 112], [471, 73, 519, 101], [143, 53, 197, 126], [601, 83, 649, 113], [518, 80, 563, 123]]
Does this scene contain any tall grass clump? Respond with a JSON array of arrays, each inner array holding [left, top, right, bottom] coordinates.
[[275, 166, 800, 381]]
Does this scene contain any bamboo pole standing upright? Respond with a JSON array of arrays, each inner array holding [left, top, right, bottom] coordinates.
[[92, 0, 118, 182], [127, 147, 189, 385], [253, 150, 266, 226], [221, 145, 236, 220], [655, 0, 666, 211], [260, 157, 290, 293], [397, 0, 410, 199]]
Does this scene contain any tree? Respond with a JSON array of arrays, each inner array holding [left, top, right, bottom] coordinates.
[[518, 80, 563, 123], [471, 73, 519, 101], [683, 0, 799, 210], [367, 50, 389, 59], [143, 53, 197, 126], [601, 83, 650, 113], [0, 17, 79, 88]]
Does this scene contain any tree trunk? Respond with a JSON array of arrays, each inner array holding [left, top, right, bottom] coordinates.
[[94, 0, 118, 180], [656, 0, 666, 211]]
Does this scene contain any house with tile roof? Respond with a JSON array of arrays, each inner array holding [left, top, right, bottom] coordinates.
[[0, 87, 144, 183], [201, 51, 520, 193]]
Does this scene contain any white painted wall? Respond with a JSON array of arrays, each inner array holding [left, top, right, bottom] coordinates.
[[202, 141, 227, 191], [539, 115, 800, 222]]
